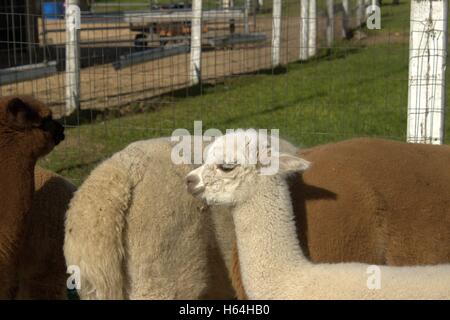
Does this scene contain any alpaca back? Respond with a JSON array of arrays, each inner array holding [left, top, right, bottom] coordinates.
[[65, 138, 236, 299], [297, 138, 450, 265], [123, 140, 234, 299], [64, 142, 149, 299]]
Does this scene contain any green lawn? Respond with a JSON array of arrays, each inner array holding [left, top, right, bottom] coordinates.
[[40, 1, 449, 186]]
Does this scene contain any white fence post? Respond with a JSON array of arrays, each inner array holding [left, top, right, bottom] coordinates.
[[65, 0, 81, 116], [299, 0, 309, 61], [357, 0, 364, 27], [244, 0, 251, 33], [364, 0, 371, 21], [190, 0, 202, 85], [326, 0, 334, 48], [271, 0, 282, 67], [308, 0, 317, 58], [342, 0, 350, 38], [407, 0, 448, 144], [223, 0, 230, 9]]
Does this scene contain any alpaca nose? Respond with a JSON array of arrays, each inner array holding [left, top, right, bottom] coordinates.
[[41, 118, 65, 145], [51, 121, 65, 145], [186, 174, 199, 189], [186, 174, 203, 195]]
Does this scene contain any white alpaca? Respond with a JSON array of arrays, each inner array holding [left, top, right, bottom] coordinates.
[[186, 131, 450, 300], [64, 136, 298, 299]]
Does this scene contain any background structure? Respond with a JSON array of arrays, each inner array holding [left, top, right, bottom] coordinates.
[[0, 0, 448, 185]]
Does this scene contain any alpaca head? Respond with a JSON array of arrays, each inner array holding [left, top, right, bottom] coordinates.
[[186, 130, 310, 206], [0, 96, 65, 158]]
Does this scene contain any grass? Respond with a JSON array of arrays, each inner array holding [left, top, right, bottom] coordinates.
[[40, 1, 449, 186]]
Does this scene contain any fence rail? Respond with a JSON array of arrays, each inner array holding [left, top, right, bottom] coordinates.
[[92, 2, 152, 7]]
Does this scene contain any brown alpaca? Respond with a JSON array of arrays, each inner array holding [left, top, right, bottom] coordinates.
[[230, 138, 450, 299], [15, 167, 76, 299], [0, 96, 64, 299]]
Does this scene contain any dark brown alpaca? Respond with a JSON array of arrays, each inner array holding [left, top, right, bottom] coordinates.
[[230, 138, 450, 299], [0, 96, 64, 299], [15, 167, 76, 299]]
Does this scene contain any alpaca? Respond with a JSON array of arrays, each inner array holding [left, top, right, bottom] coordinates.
[[15, 167, 76, 299], [64, 135, 299, 299], [229, 138, 450, 299], [0, 96, 65, 299], [186, 131, 450, 299], [64, 137, 235, 300]]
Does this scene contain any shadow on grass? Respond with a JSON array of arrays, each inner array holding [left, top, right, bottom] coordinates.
[[170, 66, 288, 96], [294, 46, 362, 66], [217, 91, 328, 128], [54, 158, 103, 176], [61, 108, 106, 127]]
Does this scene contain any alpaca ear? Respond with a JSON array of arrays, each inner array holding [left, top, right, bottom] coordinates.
[[6, 97, 40, 128], [279, 153, 311, 174]]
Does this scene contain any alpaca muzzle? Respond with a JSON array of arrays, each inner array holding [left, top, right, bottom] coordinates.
[[41, 118, 65, 146], [186, 173, 205, 196]]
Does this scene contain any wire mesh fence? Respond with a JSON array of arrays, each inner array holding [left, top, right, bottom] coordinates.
[[407, 0, 447, 145], [0, 0, 447, 185]]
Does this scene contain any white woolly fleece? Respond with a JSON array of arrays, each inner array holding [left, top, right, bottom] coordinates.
[[64, 136, 299, 299]]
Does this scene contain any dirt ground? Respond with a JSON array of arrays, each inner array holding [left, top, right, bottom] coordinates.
[[0, 14, 350, 118]]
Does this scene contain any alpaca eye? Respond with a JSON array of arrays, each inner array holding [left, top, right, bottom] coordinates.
[[218, 164, 236, 172], [34, 116, 51, 129], [32, 120, 44, 128]]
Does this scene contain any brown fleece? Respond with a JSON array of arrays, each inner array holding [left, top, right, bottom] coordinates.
[[15, 167, 76, 299], [0, 96, 62, 299], [231, 138, 450, 299]]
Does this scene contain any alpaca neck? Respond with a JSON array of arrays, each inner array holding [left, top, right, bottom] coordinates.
[[0, 145, 36, 228], [232, 175, 310, 299]]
